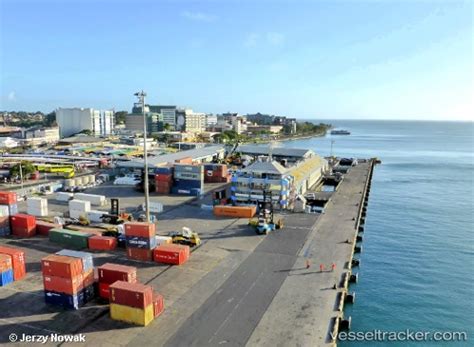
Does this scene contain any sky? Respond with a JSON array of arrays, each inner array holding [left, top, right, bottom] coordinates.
[[0, 0, 473, 120]]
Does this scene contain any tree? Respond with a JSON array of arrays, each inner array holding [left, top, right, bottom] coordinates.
[[44, 111, 57, 127], [114, 111, 128, 124], [10, 161, 36, 178], [163, 123, 172, 131]]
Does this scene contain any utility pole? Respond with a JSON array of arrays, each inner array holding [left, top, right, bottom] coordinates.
[[330, 140, 335, 157], [135, 91, 150, 222], [19, 161, 24, 191]]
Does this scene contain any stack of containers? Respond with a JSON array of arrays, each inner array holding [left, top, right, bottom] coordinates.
[[153, 244, 190, 265], [69, 200, 91, 219], [56, 249, 95, 303], [204, 164, 230, 183], [0, 253, 13, 286], [27, 197, 48, 217], [0, 205, 11, 236], [42, 254, 90, 309], [155, 166, 174, 195], [0, 246, 26, 281], [109, 281, 156, 326], [49, 228, 92, 249], [0, 191, 18, 216], [124, 222, 157, 261], [10, 214, 36, 237], [172, 164, 204, 197], [97, 263, 137, 300]]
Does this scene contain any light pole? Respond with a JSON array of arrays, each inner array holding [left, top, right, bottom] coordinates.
[[330, 139, 335, 157], [135, 90, 150, 223]]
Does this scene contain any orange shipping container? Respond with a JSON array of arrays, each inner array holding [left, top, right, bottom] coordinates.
[[82, 269, 95, 287], [88, 235, 117, 250], [213, 205, 256, 218], [43, 274, 83, 295], [0, 191, 17, 205], [41, 254, 83, 278], [0, 246, 26, 280], [175, 157, 193, 164]]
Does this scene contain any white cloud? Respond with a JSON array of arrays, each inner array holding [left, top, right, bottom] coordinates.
[[7, 91, 16, 101], [267, 32, 285, 46], [181, 11, 217, 22], [244, 33, 259, 48]]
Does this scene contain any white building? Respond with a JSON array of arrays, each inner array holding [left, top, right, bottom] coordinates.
[[23, 127, 60, 145], [0, 137, 20, 148], [184, 109, 206, 133], [206, 114, 218, 127], [56, 107, 114, 138]]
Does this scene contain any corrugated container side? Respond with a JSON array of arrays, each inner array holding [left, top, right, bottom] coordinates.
[[124, 222, 156, 238], [43, 274, 84, 295], [41, 254, 83, 278], [109, 281, 153, 309], [110, 303, 154, 326], [153, 293, 165, 318], [88, 236, 117, 250], [0, 254, 12, 272], [126, 248, 153, 262], [0, 269, 14, 286], [97, 263, 137, 284], [56, 249, 94, 272], [0, 246, 26, 280]]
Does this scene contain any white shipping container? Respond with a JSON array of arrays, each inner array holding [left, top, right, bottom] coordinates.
[[27, 206, 48, 217], [142, 202, 163, 213], [155, 236, 172, 246], [0, 206, 10, 217], [69, 199, 91, 212], [70, 209, 89, 219], [87, 210, 106, 223], [56, 192, 74, 201], [74, 193, 106, 206], [27, 197, 48, 209]]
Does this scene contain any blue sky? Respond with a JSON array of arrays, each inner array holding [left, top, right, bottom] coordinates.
[[1, 0, 472, 120]]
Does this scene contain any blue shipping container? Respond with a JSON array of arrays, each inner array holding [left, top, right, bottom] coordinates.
[[56, 249, 94, 272], [174, 179, 203, 189], [174, 164, 203, 174], [125, 235, 157, 250], [155, 166, 174, 175], [44, 290, 84, 310], [7, 204, 18, 216], [0, 226, 11, 236], [0, 269, 14, 286]]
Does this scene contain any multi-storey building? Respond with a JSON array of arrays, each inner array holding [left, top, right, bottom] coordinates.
[[56, 108, 114, 138]]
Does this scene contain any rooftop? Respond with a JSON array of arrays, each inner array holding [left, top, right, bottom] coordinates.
[[236, 145, 314, 158], [242, 160, 288, 175]]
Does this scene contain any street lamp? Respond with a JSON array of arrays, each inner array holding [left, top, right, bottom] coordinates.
[[134, 90, 150, 222]]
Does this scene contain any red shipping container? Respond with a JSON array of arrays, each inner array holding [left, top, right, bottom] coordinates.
[[170, 244, 190, 259], [0, 254, 12, 272], [0, 191, 17, 205], [153, 245, 188, 265], [10, 214, 36, 237], [43, 274, 83, 295], [153, 292, 165, 318], [97, 263, 137, 285], [109, 281, 153, 309], [124, 222, 156, 238], [98, 282, 110, 300], [155, 174, 173, 183], [35, 220, 61, 236], [82, 269, 95, 287], [88, 236, 117, 250], [0, 246, 26, 280], [126, 247, 153, 262], [41, 254, 83, 278]]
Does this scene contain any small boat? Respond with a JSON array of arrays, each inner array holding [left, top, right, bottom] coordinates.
[[331, 129, 351, 135]]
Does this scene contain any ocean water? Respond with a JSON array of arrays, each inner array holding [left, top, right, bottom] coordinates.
[[281, 121, 473, 346]]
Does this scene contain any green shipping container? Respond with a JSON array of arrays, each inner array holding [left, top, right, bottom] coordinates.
[[49, 228, 92, 250]]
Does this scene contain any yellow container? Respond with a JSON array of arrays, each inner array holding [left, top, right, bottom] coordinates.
[[110, 303, 154, 326]]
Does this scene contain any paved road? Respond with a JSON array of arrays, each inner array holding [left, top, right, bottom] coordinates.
[[163, 213, 319, 347]]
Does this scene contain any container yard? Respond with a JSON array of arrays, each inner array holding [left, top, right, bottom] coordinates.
[[0, 151, 376, 346]]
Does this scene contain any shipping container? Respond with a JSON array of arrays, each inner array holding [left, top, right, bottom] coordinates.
[[153, 245, 188, 265], [98, 282, 110, 300], [74, 193, 106, 206], [56, 249, 94, 272], [97, 263, 137, 285], [43, 274, 84, 295], [0, 216, 10, 236], [7, 204, 18, 216], [155, 236, 172, 246], [10, 214, 36, 237], [69, 199, 91, 212], [0, 254, 12, 272], [44, 290, 84, 310], [41, 254, 83, 278], [49, 229, 92, 249], [170, 244, 190, 259], [82, 269, 94, 287], [36, 220, 61, 236], [126, 247, 153, 262], [124, 222, 156, 238], [213, 205, 256, 218], [125, 235, 157, 250], [153, 293, 165, 318], [154, 166, 174, 175], [0, 205, 10, 217], [0, 246, 26, 280], [88, 235, 117, 250], [174, 157, 193, 165], [110, 303, 154, 326], [0, 269, 14, 286], [109, 281, 153, 309], [0, 191, 17, 205]]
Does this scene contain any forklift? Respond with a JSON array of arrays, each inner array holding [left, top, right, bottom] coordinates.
[[254, 190, 284, 235]]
